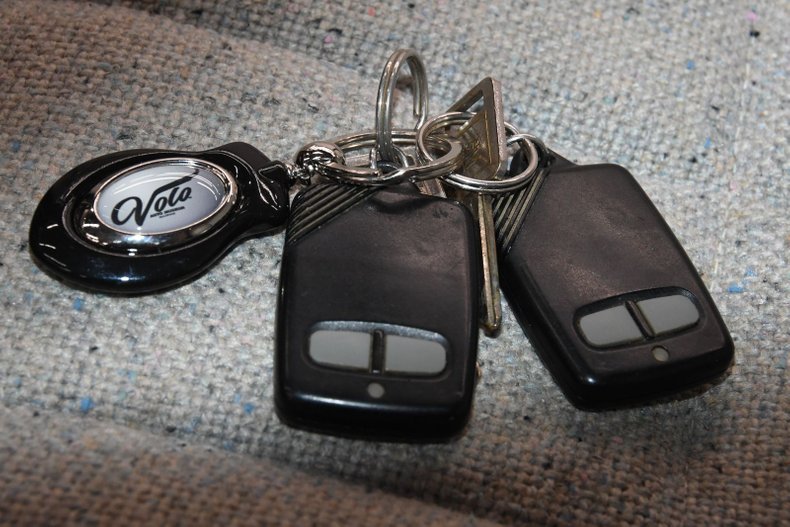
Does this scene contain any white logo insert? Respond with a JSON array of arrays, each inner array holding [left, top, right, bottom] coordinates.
[[94, 159, 233, 236]]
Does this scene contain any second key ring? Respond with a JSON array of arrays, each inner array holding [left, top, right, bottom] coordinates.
[[416, 111, 544, 194]]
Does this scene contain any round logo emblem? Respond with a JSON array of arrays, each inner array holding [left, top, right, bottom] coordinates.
[[94, 159, 233, 235]]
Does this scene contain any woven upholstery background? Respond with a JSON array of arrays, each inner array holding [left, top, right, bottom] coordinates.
[[1, 0, 787, 525]]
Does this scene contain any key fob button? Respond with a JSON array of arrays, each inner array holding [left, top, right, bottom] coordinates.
[[636, 294, 700, 336], [308, 329, 372, 371], [577, 305, 643, 347], [384, 334, 447, 375]]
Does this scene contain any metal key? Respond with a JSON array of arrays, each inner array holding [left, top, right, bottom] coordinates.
[[434, 77, 508, 336]]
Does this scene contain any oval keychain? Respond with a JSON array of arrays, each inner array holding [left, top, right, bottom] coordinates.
[[29, 142, 290, 294]]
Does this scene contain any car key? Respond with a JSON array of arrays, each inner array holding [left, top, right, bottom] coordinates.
[[274, 181, 481, 442], [493, 149, 734, 409], [447, 77, 507, 337], [29, 142, 290, 293], [416, 77, 508, 336]]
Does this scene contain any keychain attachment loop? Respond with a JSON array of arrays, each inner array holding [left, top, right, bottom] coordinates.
[[294, 129, 463, 186], [290, 142, 346, 185]]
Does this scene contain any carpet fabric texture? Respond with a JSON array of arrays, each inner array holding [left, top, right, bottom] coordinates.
[[0, 0, 787, 525]]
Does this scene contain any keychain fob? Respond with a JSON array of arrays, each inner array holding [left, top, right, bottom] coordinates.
[[275, 182, 481, 442], [29, 142, 289, 293], [494, 153, 734, 409]]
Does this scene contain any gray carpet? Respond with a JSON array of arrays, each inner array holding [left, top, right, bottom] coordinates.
[[1, 0, 787, 525]]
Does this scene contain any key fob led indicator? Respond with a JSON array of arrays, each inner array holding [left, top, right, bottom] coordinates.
[[29, 142, 289, 294]]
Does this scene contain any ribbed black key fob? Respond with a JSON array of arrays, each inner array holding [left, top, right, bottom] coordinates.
[[29, 142, 289, 294], [494, 152, 734, 409], [275, 182, 481, 442]]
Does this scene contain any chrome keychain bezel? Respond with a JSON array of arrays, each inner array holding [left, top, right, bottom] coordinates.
[[75, 157, 239, 253]]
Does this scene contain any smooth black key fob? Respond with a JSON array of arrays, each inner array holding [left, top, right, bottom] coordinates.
[[494, 153, 734, 409], [29, 142, 289, 294], [275, 182, 481, 442]]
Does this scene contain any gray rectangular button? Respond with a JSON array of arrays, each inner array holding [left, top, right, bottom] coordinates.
[[309, 330, 371, 370], [578, 305, 644, 347], [637, 294, 700, 335], [384, 335, 447, 375]]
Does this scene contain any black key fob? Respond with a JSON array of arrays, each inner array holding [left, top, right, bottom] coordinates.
[[29, 142, 289, 294], [275, 182, 481, 442], [495, 153, 734, 409]]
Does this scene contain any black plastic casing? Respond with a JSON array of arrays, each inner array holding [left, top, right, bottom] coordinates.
[[275, 184, 481, 442], [499, 157, 734, 409], [29, 143, 289, 294]]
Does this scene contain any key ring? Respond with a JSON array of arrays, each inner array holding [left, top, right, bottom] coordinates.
[[295, 129, 463, 186], [290, 49, 464, 187], [375, 49, 430, 165], [415, 111, 543, 194]]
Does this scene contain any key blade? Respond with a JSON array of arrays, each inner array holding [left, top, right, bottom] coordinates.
[[445, 77, 506, 336], [473, 194, 502, 335], [448, 77, 508, 181]]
